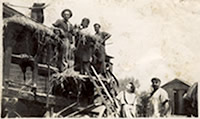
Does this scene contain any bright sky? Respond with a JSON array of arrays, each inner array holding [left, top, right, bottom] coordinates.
[[3, 0, 200, 89]]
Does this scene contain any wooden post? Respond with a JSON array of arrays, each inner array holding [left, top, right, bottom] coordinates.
[[32, 61, 38, 86], [3, 47, 12, 86], [46, 39, 52, 111]]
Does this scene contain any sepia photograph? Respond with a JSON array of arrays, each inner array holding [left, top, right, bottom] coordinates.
[[1, 0, 199, 118]]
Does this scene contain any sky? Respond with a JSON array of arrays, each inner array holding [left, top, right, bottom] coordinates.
[[2, 0, 200, 89]]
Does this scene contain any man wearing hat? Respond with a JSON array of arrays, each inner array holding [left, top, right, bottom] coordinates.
[[149, 77, 170, 117], [116, 82, 137, 117], [53, 9, 74, 43], [53, 9, 75, 69], [53, 9, 73, 33]]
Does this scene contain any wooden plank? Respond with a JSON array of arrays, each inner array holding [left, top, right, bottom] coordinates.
[[53, 102, 77, 117], [90, 65, 119, 116], [2, 87, 69, 107], [91, 66, 114, 103], [87, 73, 114, 115], [3, 3, 25, 18], [67, 104, 95, 117], [11, 54, 59, 75], [8, 63, 48, 93]]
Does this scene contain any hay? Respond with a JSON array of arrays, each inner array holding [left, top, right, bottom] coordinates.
[[58, 67, 80, 78], [52, 67, 84, 81], [3, 15, 54, 36]]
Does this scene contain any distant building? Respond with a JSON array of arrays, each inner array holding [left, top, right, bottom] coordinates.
[[162, 79, 190, 115]]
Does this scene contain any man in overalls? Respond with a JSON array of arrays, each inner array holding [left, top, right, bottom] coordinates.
[[116, 82, 137, 117]]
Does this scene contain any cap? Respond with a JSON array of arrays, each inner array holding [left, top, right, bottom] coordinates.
[[151, 77, 161, 82]]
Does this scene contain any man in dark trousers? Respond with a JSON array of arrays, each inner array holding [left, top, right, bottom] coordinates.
[[74, 18, 96, 75], [53, 9, 74, 71]]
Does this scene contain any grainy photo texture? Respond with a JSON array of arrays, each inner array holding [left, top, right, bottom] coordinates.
[[1, 0, 199, 118]]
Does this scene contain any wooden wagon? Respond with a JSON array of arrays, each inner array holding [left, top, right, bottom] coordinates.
[[2, 3, 119, 118]]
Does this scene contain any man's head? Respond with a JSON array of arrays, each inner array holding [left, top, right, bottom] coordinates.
[[126, 82, 135, 93], [81, 18, 90, 28], [93, 23, 101, 33], [61, 9, 73, 20], [151, 77, 161, 90]]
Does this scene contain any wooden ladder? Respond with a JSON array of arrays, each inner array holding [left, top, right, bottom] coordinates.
[[88, 65, 119, 117]]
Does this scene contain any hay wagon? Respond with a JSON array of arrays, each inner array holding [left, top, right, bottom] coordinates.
[[2, 3, 119, 118]]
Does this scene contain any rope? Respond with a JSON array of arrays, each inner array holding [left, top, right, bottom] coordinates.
[[4, 2, 31, 9], [4, 2, 50, 9]]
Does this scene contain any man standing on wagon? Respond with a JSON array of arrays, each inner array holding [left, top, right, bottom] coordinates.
[[53, 9, 74, 43], [93, 23, 111, 46], [73, 18, 95, 75], [52, 9, 74, 70]]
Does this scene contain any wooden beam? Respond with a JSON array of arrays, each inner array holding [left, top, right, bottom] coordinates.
[[54, 102, 77, 117], [11, 54, 58, 76], [2, 87, 70, 107], [3, 3, 25, 18], [67, 104, 95, 117]]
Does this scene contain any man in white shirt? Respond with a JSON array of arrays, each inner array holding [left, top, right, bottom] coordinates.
[[149, 78, 170, 117], [73, 18, 95, 74], [116, 82, 137, 118]]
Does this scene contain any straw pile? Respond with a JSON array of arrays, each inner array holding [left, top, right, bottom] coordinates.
[[4, 15, 54, 36]]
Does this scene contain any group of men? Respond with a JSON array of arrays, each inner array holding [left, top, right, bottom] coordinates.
[[52, 9, 170, 118], [52, 9, 111, 75], [116, 78, 170, 118]]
